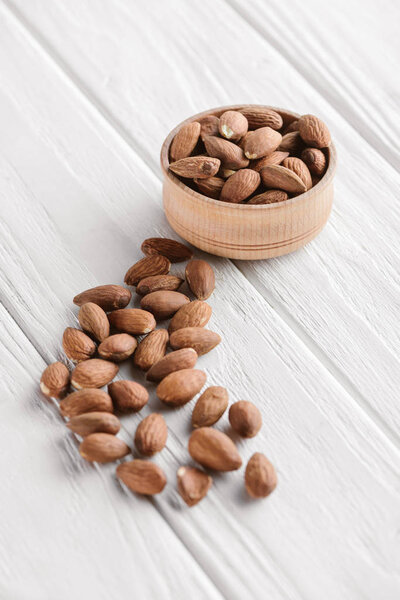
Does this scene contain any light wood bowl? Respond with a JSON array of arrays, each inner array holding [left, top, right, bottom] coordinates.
[[160, 105, 336, 260]]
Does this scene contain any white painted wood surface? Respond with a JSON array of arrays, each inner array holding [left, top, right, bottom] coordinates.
[[0, 1, 399, 598]]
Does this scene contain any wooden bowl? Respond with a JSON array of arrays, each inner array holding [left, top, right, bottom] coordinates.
[[160, 105, 336, 260]]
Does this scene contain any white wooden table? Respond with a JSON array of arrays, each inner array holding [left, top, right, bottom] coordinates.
[[1, 1, 399, 598]]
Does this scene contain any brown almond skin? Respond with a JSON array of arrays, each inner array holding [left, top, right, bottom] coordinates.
[[146, 348, 198, 382], [169, 156, 220, 179], [260, 165, 307, 194], [301, 147, 327, 176], [203, 136, 249, 170], [71, 359, 118, 389], [136, 275, 184, 296], [243, 127, 282, 159], [194, 176, 225, 200], [247, 190, 288, 205], [198, 115, 220, 140], [78, 302, 110, 342], [192, 386, 229, 428], [67, 411, 120, 437], [278, 131, 304, 155], [60, 389, 113, 418], [238, 107, 283, 130], [169, 327, 221, 356], [229, 400, 262, 438], [133, 329, 169, 371], [134, 413, 168, 456], [220, 169, 261, 203], [282, 157, 312, 191], [188, 428, 242, 471], [251, 151, 289, 172], [40, 362, 70, 399], [124, 255, 171, 286], [108, 308, 156, 335], [298, 114, 331, 148], [170, 121, 201, 162], [283, 118, 299, 134], [116, 460, 167, 495], [79, 433, 130, 463], [140, 291, 190, 320], [186, 259, 215, 300], [219, 110, 248, 140], [108, 380, 149, 413], [245, 453, 277, 498], [62, 327, 96, 363], [169, 300, 212, 333], [73, 285, 131, 311], [98, 333, 137, 362], [156, 369, 206, 407], [141, 238, 193, 263], [177, 466, 212, 507]]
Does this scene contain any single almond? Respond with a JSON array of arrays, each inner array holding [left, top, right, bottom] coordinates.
[[229, 400, 262, 438], [198, 114, 220, 140], [40, 362, 70, 399], [141, 238, 193, 263], [251, 151, 289, 171], [78, 302, 110, 342], [298, 114, 331, 148], [218, 167, 236, 179], [136, 274, 184, 296], [140, 291, 190, 320], [220, 169, 261, 203], [283, 118, 300, 134], [169, 156, 220, 179], [108, 308, 156, 335], [238, 107, 283, 130], [146, 348, 198, 382], [124, 255, 171, 286], [177, 466, 212, 507], [170, 121, 201, 162], [301, 147, 327, 176], [194, 176, 225, 199], [260, 165, 307, 194], [71, 359, 118, 389], [133, 329, 169, 371], [247, 190, 288, 205], [156, 368, 206, 407], [219, 110, 248, 140], [67, 411, 120, 437], [79, 433, 130, 463], [245, 452, 277, 498], [60, 388, 113, 417], [191, 386, 228, 428], [188, 428, 242, 471], [62, 327, 96, 363], [98, 333, 137, 362], [169, 300, 212, 333], [169, 327, 221, 356], [134, 413, 168, 456], [203, 136, 249, 170], [73, 285, 131, 311], [108, 380, 149, 412], [278, 131, 304, 155], [185, 259, 215, 300], [243, 127, 282, 159], [116, 460, 167, 495], [282, 157, 312, 191]]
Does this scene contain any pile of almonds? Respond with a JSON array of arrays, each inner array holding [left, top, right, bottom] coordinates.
[[168, 107, 331, 204], [40, 237, 277, 505]]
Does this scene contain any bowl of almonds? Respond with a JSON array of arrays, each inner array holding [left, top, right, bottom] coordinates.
[[160, 105, 336, 260]]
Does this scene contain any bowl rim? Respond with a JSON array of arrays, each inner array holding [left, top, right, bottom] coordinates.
[[160, 104, 337, 210]]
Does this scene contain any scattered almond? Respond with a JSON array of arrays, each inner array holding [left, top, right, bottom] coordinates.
[[198, 114, 220, 140], [260, 164, 307, 194], [301, 147, 327, 176], [146, 348, 198, 382], [219, 110, 248, 140], [169, 300, 212, 333], [67, 411, 120, 437], [141, 238, 193, 263], [298, 114, 331, 148], [124, 255, 171, 286], [188, 428, 242, 471], [78, 302, 110, 342], [98, 333, 137, 362], [185, 259, 215, 300], [134, 413, 168, 456], [177, 466, 212, 507], [170, 121, 201, 162], [203, 136, 249, 170], [73, 285, 131, 311], [229, 401, 262, 438], [71, 359, 118, 389], [133, 329, 169, 371], [62, 327, 96, 363], [194, 176, 225, 199], [60, 388, 113, 418], [191, 386, 228, 428], [117, 460, 167, 495], [136, 274, 184, 296], [108, 308, 156, 335], [108, 380, 149, 412], [247, 190, 288, 205], [40, 362, 70, 399], [169, 327, 221, 356], [238, 107, 283, 130], [251, 151, 289, 171], [282, 157, 312, 191], [169, 156, 220, 179], [245, 453, 277, 498], [140, 290, 190, 320], [79, 433, 130, 463], [157, 369, 206, 407], [220, 169, 260, 203], [243, 127, 282, 159]]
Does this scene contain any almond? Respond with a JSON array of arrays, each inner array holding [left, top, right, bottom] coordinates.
[[188, 428, 242, 471], [282, 157, 312, 191], [219, 110, 248, 140], [73, 285, 131, 311], [133, 329, 169, 370], [169, 300, 212, 333], [238, 107, 283, 130], [108, 380, 148, 412], [71, 359, 118, 389], [198, 114, 220, 140], [169, 156, 220, 179], [134, 413, 168, 456], [67, 411, 120, 437], [301, 147, 327, 176], [124, 255, 171, 286], [156, 368, 206, 407], [278, 131, 304, 155], [177, 466, 212, 507], [40, 361, 70, 399], [136, 275, 184, 296], [60, 388, 113, 417], [78, 302, 110, 342], [108, 308, 156, 335], [247, 190, 288, 205], [191, 386, 228, 428], [229, 400, 262, 438], [243, 127, 282, 159], [146, 348, 198, 382], [260, 165, 307, 194], [140, 291, 190, 320], [62, 327, 96, 363], [79, 433, 130, 463], [245, 452, 277, 498], [194, 176, 225, 199], [169, 327, 221, 356], [170, 121, 201, 161], [141, 238, 193, 263], [203, 136, 249, 170], [218, 167, 236, 179], [298, 114, 331, 148], [185, 259, 215, 300], [251, 151, 289, 171], [220, 169, 260, 203], [98, 333, 137, 362], [116, 460, 167, 495], [283, 119, 299, 134]]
